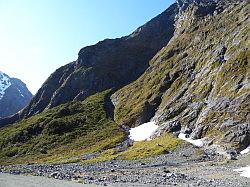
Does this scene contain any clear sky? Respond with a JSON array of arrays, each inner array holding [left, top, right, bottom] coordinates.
[[0, 0, 175, 94]]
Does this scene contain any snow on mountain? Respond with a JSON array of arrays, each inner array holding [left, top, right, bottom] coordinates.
[[0, 71, 33, 118], [178, 133, 204, 147], [0, 71, 12, 100], [129, 121, 158, 141]]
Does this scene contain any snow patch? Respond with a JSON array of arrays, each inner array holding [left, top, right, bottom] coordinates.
[[129, 121, 158, 141], [178, 133, 204, 147], [0, 71, 11, 100], [240, 146, 250, 155], [17, 89, 24, 97], [234, 166, 250, 178]]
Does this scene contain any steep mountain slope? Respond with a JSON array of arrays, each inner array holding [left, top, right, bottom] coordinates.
[[0, 3, 179, 127], [0, 72, 32, 118], [0, 0, 249, 165], [113, 0, 249, 151]]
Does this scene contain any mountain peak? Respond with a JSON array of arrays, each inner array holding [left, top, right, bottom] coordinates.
[[176, 0, 217, 11], [0, 71, 11, 100], [0, 72, 33, 118]]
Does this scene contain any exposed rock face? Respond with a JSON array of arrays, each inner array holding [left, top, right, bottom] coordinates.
[[0, 3, 179, 126], [113, 0, 249, 150], [0, 72, 32, 118], [176, 0, 216, 12]]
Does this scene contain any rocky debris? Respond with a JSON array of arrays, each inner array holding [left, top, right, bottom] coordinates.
[[0, 145, 249, 187], [115, 138, 134, 152]]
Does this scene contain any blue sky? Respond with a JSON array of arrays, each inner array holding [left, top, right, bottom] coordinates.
[[0, 0, 175, 94]]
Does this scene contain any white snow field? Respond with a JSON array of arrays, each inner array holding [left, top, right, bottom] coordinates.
[[129, 121, 158, 141], [240, 146, 250, 155], [178, 133, 204, 147]]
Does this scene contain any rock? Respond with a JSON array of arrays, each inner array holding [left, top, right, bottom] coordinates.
[[151, 120, 181, 138], [225, 150, 237, 160], [182, 128, 192, 135], [163, 169, 171, 173], [50, 172, 59, 178], [190, 125, 207, 139], [221, 123, 250, 150]]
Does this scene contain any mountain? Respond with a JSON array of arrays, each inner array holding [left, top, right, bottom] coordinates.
[[0, 0, 249, 164], [6, 3, 178, 124], [112, 0, 249, 150], [0, 71, 33, 118]]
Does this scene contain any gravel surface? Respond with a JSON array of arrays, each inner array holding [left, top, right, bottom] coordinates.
[[0, 173, 98, 187], [1, 145, 249, 187]]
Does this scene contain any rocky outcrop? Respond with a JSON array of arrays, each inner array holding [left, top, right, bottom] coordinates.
[[113, 0, 249, 150], [0, 3, 179, 126], [0, 72, 32, 118]]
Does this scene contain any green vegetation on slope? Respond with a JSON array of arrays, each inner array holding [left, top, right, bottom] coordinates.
[[118, 133, 182, 160], [113, 1, 249, 133], [213, 50, 250, 98], [0, 90, 126, 165], [0, 88, 183, 165], [83, 133, 183, 163], [112, 2, 249, 150]]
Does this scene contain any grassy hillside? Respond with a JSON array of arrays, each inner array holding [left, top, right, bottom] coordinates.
[[0, 89, 183, 165], [84, 133, 183, 163], [0, 90, 126, 165]]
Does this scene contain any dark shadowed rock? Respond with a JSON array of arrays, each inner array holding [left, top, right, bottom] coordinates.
[[0, 3, 179, 127], [151, 120, 181, 139]]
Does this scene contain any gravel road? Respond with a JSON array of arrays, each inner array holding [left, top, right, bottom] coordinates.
[[0, 173, 99, 187]]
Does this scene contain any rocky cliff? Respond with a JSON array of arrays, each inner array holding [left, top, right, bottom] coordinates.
[[112, 0, 249, 151], [0, 72, 32, 118]]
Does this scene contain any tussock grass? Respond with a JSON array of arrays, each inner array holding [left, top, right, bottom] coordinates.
[[0, 90, 126, 165], [83, 133, 183, 163]]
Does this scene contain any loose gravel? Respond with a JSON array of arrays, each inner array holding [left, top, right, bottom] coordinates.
[[1, 145, 249, 187]]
